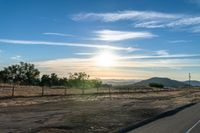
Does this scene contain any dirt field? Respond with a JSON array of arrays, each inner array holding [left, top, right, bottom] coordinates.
[[0, 89, 200, 133]]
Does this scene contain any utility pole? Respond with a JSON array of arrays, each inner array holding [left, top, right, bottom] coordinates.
[[189, 73, 191, 89]]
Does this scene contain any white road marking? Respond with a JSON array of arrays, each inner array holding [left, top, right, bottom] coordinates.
[[186, 119, 200, 133]]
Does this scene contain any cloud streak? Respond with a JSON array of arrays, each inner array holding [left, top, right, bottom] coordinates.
[[93, 29, 156, 42], [35, 55, 200, 79], [72, 10, 181, 22], [33, 48, 200, 79], [120, 54, 200, 60], [169, 40, 192, 43], [191, 26, 200, 32], [72, 10, 200, 32], [73, 51, 200, 60], [135, 16, 200, 29], [74, 52, 96, 55], [155, 50, 169, 56], [0, 39, 139, 52], [189, 0, 200, 5], [10, 55, 22, 61], [43, 32, 75, 37], [35, 58, 153, 79]]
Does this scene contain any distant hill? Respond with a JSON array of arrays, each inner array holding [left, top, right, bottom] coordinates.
[[102, 79, 139, 86], [134, 77, 188, 88], [184, 80, 200, 87]]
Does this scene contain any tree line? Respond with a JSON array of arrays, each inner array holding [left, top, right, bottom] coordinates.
[[0, 62, 102, 89]]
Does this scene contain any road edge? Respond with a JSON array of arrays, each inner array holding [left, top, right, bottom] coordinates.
[[112, 102, 197, 133]]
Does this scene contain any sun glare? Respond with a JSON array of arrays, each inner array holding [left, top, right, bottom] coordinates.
[[94, 51, 117, 67]]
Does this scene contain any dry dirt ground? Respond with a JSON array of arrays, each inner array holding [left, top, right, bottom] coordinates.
[[0, 89, 200, 133]]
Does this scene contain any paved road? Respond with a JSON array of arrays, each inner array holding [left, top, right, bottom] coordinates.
[[129, 103, 200, 133]]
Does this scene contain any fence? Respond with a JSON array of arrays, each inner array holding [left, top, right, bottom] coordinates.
[[0, 83, 182, 98], [0, 84, 118, 97]]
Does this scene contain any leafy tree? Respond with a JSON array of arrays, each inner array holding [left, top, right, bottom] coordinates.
[[59, 77, 68, 86], [40, 74, 51, 86], [93, 79, 102, 88], [68, 72, 89, 87], [19, 62, 40, 85], [0, 62, 102, 91], [68, 72, 90, 94], [50, 73, 59, 86], [0, 62, 40, 85], [40, 74, 68, 87], [0, 70, 4, 82], [90, 79, 102, 93], [101, 83, 112, 88]]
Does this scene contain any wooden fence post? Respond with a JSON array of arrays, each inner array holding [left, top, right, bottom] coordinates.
[[41, 86, 44, 96], [109, 87, 111, 99], [64, 86, 67, 96], [11, 84, 15, 97], [82, 88, 84, 95], [96, 87, 99, 94]]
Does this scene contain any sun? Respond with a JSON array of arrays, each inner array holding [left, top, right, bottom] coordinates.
[[94, 51, 117, 67]]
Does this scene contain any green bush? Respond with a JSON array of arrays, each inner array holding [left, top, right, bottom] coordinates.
[[149, 83, 164, 88]]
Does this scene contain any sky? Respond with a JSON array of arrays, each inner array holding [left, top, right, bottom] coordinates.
[[0, 0, 200, 80]]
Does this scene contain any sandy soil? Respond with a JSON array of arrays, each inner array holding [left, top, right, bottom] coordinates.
[[0, 89, 200, 133]]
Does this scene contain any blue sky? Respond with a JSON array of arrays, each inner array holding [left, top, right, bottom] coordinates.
[[0, 0, 200, 80]]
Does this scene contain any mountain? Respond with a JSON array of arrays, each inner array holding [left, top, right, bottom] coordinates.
[[134, 77, 188, 88], [184, 80, 200, 87], [102, 79, 139, 86]]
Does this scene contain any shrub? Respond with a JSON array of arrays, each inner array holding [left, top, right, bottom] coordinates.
[[149, 83, 164, 88]]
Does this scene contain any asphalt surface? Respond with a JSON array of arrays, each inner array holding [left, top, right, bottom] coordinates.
[[129, 103, 200, 133]]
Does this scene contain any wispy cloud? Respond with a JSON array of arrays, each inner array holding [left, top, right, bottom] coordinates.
[[72, 10, 200, 32], [93, 29, 156, 42], [155, 50, 169, 56], [34, 47, 200, 79], [35, 55, 200, 79], [74, 50, 200, 60], [35, 58, 153, 79], [134, 21, 167, 28], [72, 10, 180, 22], [11, 55, 22, 61], [169, 40, 192, 43], [121, 54, 200, 60], [167, 17, 200, 27], [188, 0, 200, 5], [0, 39, 139, 52], [191, 26, 200, 32], [74, 52, 96, 55], [43, 32, 75, 37], [136, 16, 200, 29]]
